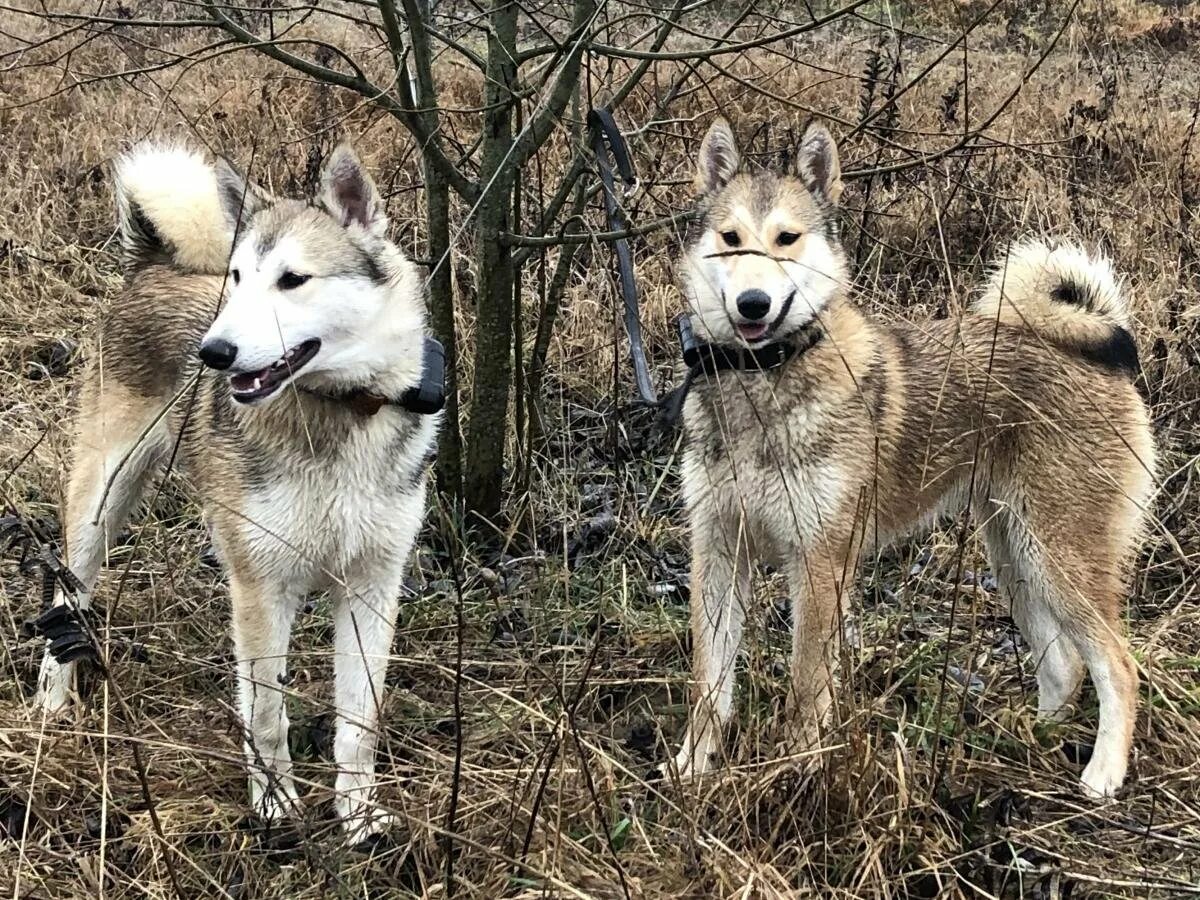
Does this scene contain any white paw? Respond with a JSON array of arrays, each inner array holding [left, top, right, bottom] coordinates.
[[671, 732, 718, 781], [671, 749, 697, 781], [1080, 753, 1125, 799], [343, 810, 399, 847], [36, 657, 77, 717]]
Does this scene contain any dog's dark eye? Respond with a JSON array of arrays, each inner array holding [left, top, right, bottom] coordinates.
[[231, 268, 240, 285], [777, 231, 800, 247], [277, 271, 311, 291], [720, 230, 741, 247]]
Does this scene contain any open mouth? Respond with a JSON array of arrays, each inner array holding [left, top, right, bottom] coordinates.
[[735, 322, 770, 342], [229, 339, 321, 403], [731, 290, 795, 345]]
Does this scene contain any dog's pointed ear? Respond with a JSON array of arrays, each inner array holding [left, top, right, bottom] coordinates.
[[796, 122, 842, 205], [320, 144, 386, 237], [214, 157, 269, 234], [696, 118, 740, 195]]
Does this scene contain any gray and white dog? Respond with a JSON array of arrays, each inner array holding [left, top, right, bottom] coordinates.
[[37, 142, 439, 841]]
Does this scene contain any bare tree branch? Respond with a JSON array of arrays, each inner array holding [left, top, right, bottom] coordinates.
[[587, 0, 871, 61], [503, 209, 693, 248], [512, 0, 596, 168], [201, 0, 478, 201]]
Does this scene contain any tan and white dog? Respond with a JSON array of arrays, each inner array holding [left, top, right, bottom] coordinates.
[[671, 118, 1157, 798], [36, 142, 440, 841]]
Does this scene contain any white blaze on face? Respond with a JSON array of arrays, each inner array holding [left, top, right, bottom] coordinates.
[[777, 229, 843, 327], [203, 234, 318, 372], [686, 230, 729, 342], [684, 208, 845, 347], [206, 233, 400, 364], [201, 222, 427, 406]]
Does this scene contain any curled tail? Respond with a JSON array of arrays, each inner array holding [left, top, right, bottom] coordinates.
[[113, 142, 232, 275], [972, 238, 1139, 377]]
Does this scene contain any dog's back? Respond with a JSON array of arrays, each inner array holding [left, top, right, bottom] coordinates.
[[868, 241, 1153, 551]]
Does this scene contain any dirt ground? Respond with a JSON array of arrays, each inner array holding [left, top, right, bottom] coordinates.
[[2, 1, 1200, 897]]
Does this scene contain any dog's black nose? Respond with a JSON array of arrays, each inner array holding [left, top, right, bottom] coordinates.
[[198, 338, 238, 370], [736, 289, 771, 321]]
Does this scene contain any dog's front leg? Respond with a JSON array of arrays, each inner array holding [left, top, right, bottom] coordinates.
[[673, 515, 753, 780], [331, 571, 403, 844], [784, 525, 858, 755], [229, 572, 302, 825]]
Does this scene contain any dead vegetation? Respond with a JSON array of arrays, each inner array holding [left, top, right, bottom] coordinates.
[[2, 1, 1200, 897]]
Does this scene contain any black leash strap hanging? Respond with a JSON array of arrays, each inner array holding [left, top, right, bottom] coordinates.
[[588, 108, 656, 405]]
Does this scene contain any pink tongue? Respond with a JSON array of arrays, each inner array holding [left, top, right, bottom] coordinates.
[[738, 323, 768, 341]]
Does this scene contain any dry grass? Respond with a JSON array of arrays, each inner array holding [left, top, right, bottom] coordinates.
[[2, 2, 1200, 897]]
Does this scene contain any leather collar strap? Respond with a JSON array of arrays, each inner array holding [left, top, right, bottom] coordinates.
[[677, 314, 823, 375], [658, 315, 822, 426], [303, 336, 446, 416]]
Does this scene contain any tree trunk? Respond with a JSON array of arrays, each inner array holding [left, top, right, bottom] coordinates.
[[463, 0, 518, 519], [425, 164, 462, 501]]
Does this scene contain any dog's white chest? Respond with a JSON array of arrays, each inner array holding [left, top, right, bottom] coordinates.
[[683, 390, 845, 556], [237, 416, 432, 589]]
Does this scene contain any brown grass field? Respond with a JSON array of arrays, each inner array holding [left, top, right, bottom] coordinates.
[[2, 1, 1200, 897]]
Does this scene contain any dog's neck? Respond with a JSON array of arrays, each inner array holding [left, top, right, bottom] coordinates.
[[300, 336, 446, 417], [660, 315, 826, 425]]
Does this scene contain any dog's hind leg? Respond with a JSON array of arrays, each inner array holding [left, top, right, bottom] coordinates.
[[37, 382, 167, 714], [672, 515, 752, 780], [229, 571, 303, 825], [983, 512, 1085, 721], [983, 490, 1138, 799], [331, 568, 405, 844]]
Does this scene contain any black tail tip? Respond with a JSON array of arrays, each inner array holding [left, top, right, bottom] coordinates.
[[1079, 326, 1139, 378]]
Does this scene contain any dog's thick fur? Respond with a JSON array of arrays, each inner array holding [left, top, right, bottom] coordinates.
[[37, 142, 438, 840], [672, 119, 1157, 798]]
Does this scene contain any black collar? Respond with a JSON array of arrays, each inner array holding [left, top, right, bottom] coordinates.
[[659, 316, 823, 425], [677, 314, 823, 376], [302, 336, 446, 416]]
